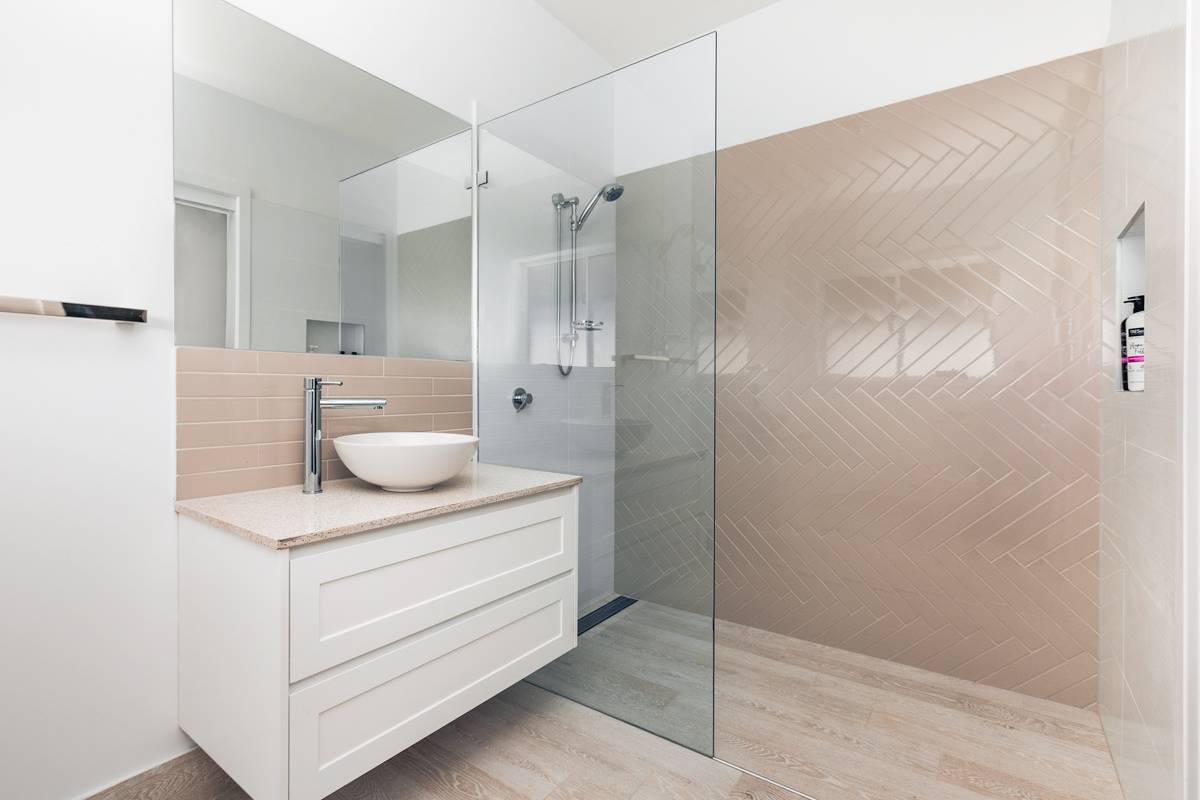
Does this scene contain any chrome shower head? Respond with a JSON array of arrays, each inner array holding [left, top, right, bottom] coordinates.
[[575, 182, 624, 230], [600, 182, 624, 201]]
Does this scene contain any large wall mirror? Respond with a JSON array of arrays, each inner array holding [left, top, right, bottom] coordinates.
[[172, 0, 471, 355], [339, 131, 473, 360]]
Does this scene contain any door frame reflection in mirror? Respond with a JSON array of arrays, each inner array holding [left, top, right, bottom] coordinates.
[[174, 173, 252, 348]]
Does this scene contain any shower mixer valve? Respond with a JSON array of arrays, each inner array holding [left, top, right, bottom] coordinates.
[[511, 387, 534, 412]]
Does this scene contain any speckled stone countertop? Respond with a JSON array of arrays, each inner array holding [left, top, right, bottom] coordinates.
[[175, 462, 582, 549]]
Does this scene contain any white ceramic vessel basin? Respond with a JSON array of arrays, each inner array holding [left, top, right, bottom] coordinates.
[[332, 432, 479, 492]]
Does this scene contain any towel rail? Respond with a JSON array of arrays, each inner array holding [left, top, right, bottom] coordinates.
[[0, 295, 147, 323]]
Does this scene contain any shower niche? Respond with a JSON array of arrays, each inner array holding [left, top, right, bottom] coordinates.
[[1117, 205, 1146, 391]]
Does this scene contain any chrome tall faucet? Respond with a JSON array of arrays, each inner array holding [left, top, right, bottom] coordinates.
[[303, 377, 386, 494]]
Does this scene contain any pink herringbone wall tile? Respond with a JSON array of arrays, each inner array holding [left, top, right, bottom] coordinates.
[[715, 51, 1103, 707]]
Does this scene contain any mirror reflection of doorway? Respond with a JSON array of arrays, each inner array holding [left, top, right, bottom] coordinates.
[[173, 199, 230, 348], [174, 179, 248, 348]]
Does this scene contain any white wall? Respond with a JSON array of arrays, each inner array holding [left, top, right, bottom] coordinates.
[[340, 133, 473, 239], [339, 235, 388, 355], [475, 135, 618, 610], [225, 0, 1121, 167], [1184, 7, 1200, 799], [613, 34, 716, 175], [717, 0, 1112, 148], [340, 131, 474, 359], [174, 0, 465, 159], [174, 75, 398, 352], [1099, 20, 1188, 800], [250, 199, 341, 352], [474, 67, 625, 608], [174, 75, 397, 219], [1109, 0, 1185, 43], [0, 2, 191, 798]]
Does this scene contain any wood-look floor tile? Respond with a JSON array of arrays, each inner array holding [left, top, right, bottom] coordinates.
[[383, 739, 528, 799], [91, 612, 1121, 800], [725, 773, 801, 800], [715, 618, 1122, 800], [87, 749, 246, 800]]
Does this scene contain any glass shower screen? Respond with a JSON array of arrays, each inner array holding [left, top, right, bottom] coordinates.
[[476, 35, 716, 753]]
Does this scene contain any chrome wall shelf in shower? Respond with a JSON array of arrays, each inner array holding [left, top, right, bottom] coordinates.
[[0, 295, 148, 324], [615, 353, 696, 365]]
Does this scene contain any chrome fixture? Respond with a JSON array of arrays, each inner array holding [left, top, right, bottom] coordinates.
[[551, 182, 624, 376], [303, 377, 386, 494], [0, 293, 147, 323], [512, 387, 534, 412], [575, 182, 624, 230], [462, 169, 489, 190]]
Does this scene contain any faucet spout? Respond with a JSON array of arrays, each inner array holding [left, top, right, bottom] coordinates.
[[321, 397, 387, 410], [303, 376, 388, 494]]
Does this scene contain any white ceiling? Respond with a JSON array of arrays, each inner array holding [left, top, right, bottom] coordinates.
[[532, 0, 784, 67]]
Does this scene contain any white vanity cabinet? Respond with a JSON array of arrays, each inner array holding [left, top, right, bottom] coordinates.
[[177, 471, 579, 800]]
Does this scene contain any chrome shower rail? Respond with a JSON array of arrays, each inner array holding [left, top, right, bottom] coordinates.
[[0, 294, 148, 323]]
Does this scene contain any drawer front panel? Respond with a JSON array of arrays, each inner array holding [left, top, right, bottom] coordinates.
[[288, 574, 575, 800], [290, 490, 576, 680]]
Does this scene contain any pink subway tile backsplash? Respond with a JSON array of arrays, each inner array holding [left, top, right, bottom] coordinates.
[[176, 420, 305, 450], [433, 377, 472, 395], [256, 397, 305, 420], [176, 397, 259, 423], [255, 351, 385, 376], [176, 347, 473, 500], [176, 346, 259, 373], [176, 444, 259, 475]]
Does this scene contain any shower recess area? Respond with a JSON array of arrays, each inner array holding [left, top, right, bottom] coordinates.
[[477, 35, 718, 755], [461, 28, 1174, 800]]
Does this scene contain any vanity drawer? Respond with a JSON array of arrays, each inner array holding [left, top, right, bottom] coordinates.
[[289, 489, 577, 680], [288, 573, 574, 800]]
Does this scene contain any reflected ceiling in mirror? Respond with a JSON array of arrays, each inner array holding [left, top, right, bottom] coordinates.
[[340, 131, 474, 361], [172, 0, 468, 353]]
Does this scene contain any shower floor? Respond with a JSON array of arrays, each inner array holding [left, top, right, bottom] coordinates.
[[528, 597, 715, 753], [716, 619, 1123, 800], [537, 600, 1124, 800]]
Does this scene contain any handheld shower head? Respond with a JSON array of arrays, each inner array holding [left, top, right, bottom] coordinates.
[[599, 182, 624, 201], [574, 182, 624, 230]]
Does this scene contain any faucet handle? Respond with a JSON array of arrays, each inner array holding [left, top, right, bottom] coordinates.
[[304, 376, 344, 391]]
